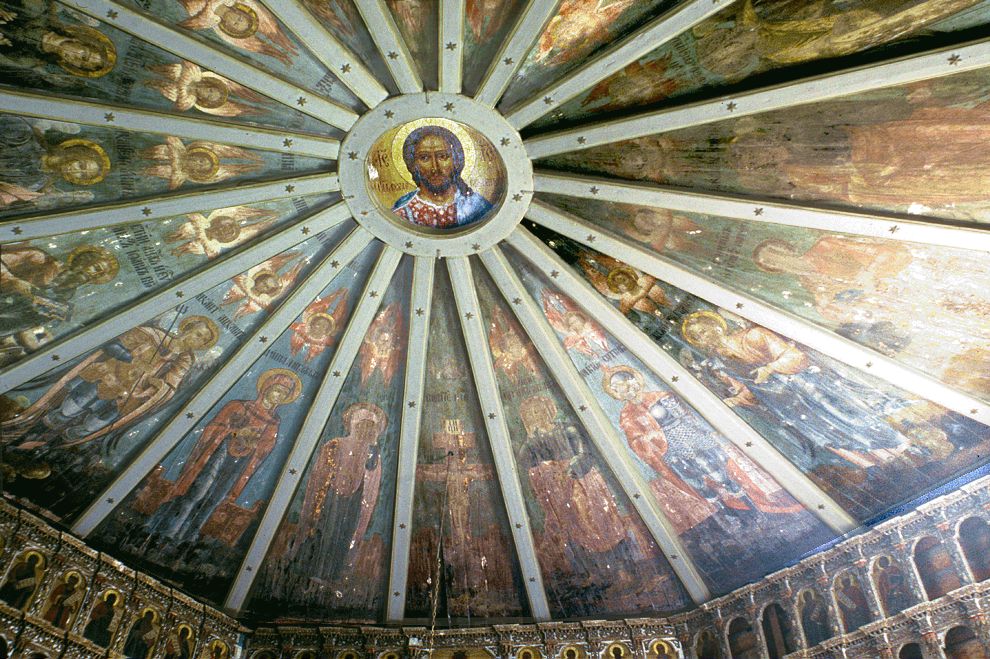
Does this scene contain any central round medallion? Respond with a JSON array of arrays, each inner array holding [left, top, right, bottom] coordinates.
[[338, 93, 533, 257], [367, 118, 507, 232]]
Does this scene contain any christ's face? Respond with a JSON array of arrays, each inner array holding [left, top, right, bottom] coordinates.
[[413, 134, 455, 194]]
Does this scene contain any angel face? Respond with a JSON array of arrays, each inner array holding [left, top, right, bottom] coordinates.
[[608, 372, 641, 401], [206, 215, 241, 243], [610, 270, 638, 294], [192, 78, 230, 109], [46, 146, 107, 185], [306, 315, 334, 339], [41, 32, 110, 72], [564, 311, 587, 333], [214, 3, 259, 38], [177, 319, 217, 351], [373, 330, 393, 352], [251, 273, 282, 297], [682, 316, 727, 350], [184, 150, 220, 180]]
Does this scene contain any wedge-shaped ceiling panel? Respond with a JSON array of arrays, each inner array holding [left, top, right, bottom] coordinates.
[[540, 194, 990, 403], [461, 0, 526, 97], [385, 0, 439, 91]]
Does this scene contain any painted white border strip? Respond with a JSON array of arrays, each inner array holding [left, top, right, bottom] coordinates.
[[503, 228, 859, 535], [526, 200, 989, 423], [447, 257, 551, 620], [226, 245, 403, 610], [473, 0, 562, 107], [0, 89, 339, 159], [0, 173, 338, 242], [60, 0, 358, 130], [481, 246, 712, 603], [525, 38, 990, 159], [354, 0, 424, 94], [505, 0, 734, 128], [71, 225, 371, 536], [533, 172, 990, 253], [0, 203, 353, 393], [439, 0, 465, 93], [386, 256, 435, 621], [259, 0, 388, 108]]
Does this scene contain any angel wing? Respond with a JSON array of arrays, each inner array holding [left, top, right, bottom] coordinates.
[[177, 0, 225, 30], [244, 252, 299, 281], [246, 0, 299, 57], [141, 136, 188, 190], [197, 73, 264, 117], [209, 206, 279, 244], [541, 289, 572, 334], [165, 212, 209, 255]]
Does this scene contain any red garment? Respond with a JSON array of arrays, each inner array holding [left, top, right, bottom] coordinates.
[[394, 195, 458, 228]]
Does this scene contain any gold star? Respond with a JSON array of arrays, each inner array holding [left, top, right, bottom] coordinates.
[[285, 184, 295, 192], [348, 151, 358, 160], [106, 9, 118, 18], [388, 51, 398, 60], [297, 97, 307, 106], [889, 225, 900, 234], [948, 54, 962, 65], [671, 375, 679, 382], [512, 298, 521, 305], [735, 302, 744, 309], [500, 138, 510, 146], [465, 312, 474, 319], [283, 138, 293, 147], [333, 370, 341, 377], [504, 57, 514, 65], [445, 42, 457, 51], [543, 96, 553, 105], [384, 109, 395, 119], [259, 336, 268, 343], [753, 207, 764, 216], [175, 290, 184, 298], [586, 234, 596, 243], [444, 102, 455, 111], [12, 226, 22, 235], [404, 241, 413, 248], [104, 112, 115, 122], [301, 227, 310, 235], [488, 412, 496, 419], [589, 186, 599, 195], [289, 468, 297, 475], [472, 243, 481, 251], [185, 412, 195, 419], [369, 290, 379, 298], [415, 308, 424, 316], [512, 193, 522, 202], [726, 101, 737, 111], [550, 270, 559, 279], [577, 136, 586, 144], [408, 401, 416, 408], [331, 260, 340, 268], [340, 63, 351, 73], [142, 207, 152, 216]]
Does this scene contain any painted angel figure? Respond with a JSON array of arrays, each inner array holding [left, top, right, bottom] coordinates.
[[542, 289, 609, 356], [289, 289, 348, 362], [141, 137, 263, 190], [176, 0, 298, 66], [578, 252, 668, 317], [488, 306, 538, 383], [358, 303, 403, 387], [145, 61, 266, 118], [535, 0, 635, 64], [220, 252, 303, 319], [165, 206, 279, 259]]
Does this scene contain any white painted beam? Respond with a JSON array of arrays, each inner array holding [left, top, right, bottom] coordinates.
[[386, 256, 434, 622], [533, 172, 990, 253], [354, 0, 424, 94], [0, 173, 338, 242], [0, 203, 353, 393], [525, 37, 990, 159], [439, 0, 465, 93], [71, 226, 372, 536], [504, 228, 859, 534], [60, 0, 358, 130], [505, 0, 733, 128], [0, 89, 339, 159], [473, 0, 562, 107], [446, 257, 551, 620], [480, 246, 711, 603], [259, 0, 388, 108], [525, 200, 989, 423], [225, 245, 403, 611]]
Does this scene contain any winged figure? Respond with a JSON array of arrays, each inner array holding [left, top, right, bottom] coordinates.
[[176, 0, 298, 65], [145, 61, 266, 118], [166, 206, 279, 259], [358, 303, 403, 386], [220, 252, 303, 319], [535, 0, 635, 65], [488, 305, 538, 383], [578, 252, 668, 317], [542, 289, 609, 356], [289, 289, 348, 362], [141, 137, 263, 190]]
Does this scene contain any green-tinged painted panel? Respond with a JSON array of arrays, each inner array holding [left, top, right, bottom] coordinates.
[[387, 0, 438, 90], [462, 0, 526, 96]]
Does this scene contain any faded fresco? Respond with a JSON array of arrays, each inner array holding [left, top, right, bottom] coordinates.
[[248, 256, 410, 621], [534, 0, 990, 127], [0, 193, 335, 368], [516, 233, 990, 521], [538, 69, 990, 224], [498, 0, 680, 114], [500, 253, 834, 595], [473, 266, 694, 610], [0, 113, 331, 220], [461, 0, 525, 96], [0, 0, 332, 134], [87, 238, 375, 602], [405, 268, 527, 620], [0, 227, 348, 524], [540, 194, 990, 402], [119, 0, 362, 112], [387, 0, 438, 90], [367, 119, 505, 230]]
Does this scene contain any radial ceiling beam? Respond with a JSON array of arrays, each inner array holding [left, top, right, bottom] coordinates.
[[525, 37, 990, 159], [60, 0, 358, 130], [505, 0, 733, 128], [354, 0, 423, 94], [0, 89, 339, 160], [71, 226, 372, 537], [473, 0, 562, 107], [526, 200, 989, 423], [258, 0, 388, 109], [504, 228, 859, 534], [387, 256, 435, 622], [480, 247, 711, 603], [226, 245, 403, 611], [0, 173, 337, 242], [534, 172, 990, 253], [439, 0, 465, 94], [0, 202, 353, 393], [446, 257, 551, 620]]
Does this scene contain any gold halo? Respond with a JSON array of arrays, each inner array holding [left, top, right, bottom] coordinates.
[[184, 145, 221, 181], [606, 266, 640, 294], [256, 368, 303, 404], [306, 312, 337, 337], [217, 2, 259, 38], [54, 139, 111, 185], [102, 589, 120, 602], [680, 310, 728, 347], [194, 76, 231, 109], [139, 606, 159, 622], [66, 245, 119, 284], [649, 641, 673, 656], [601, 365, 644, 400], [57, 25, 117, 78], [389, 118, 478, 186], [178, 315, 220, 349], [23, 550, 46, 566]]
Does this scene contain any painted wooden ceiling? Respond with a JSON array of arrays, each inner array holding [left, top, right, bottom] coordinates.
[[1, 0, 990, 627]]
